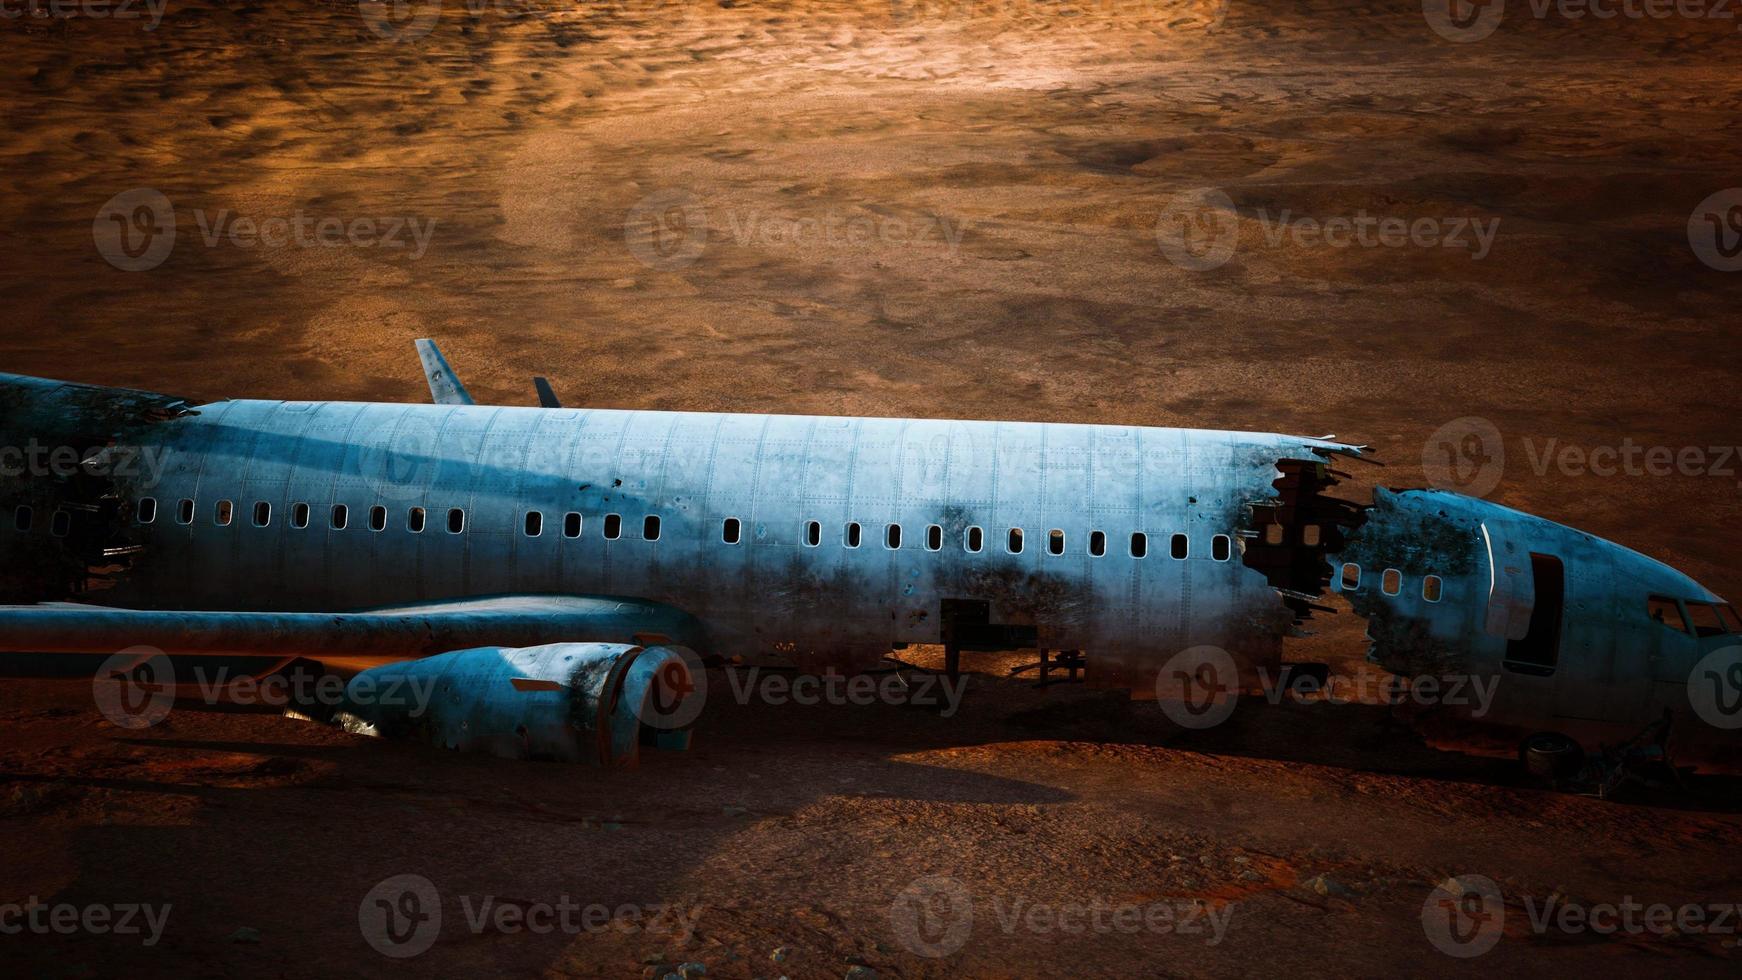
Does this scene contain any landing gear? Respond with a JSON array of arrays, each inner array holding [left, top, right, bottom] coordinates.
[[1519, 731, 1585, 782], [1008, 649, 1086, 687]]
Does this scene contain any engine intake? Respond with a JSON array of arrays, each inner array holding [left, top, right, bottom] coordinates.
[[332, 642, 700, 765]]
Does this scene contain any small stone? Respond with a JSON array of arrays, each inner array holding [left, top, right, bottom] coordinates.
[[770, 947, 793, 963], [1232, 856, 1250, 865], [228, 927, 261, 944], [845, 968, 877, 980], [679, 963, 707, 979], [1303, 875, 1352, 898], [1239, 870, 1264, 882]]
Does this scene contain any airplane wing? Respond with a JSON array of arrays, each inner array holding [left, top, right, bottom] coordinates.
[[0, 595, 709, 766]]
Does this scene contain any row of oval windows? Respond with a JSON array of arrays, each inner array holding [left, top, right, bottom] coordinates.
[[112, 497, 1245, 560], [13, 500, 1446, 600], [1337, 562, 1445, 603]]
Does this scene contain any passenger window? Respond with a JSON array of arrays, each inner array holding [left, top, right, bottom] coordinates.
[[563, 512, 582, 538], [965, 526, 983, 553], [136, 498, 156, 525], [1211, 534, 1232, 562], [845, 522, 862, 548], [252, 502, 271, 528], [1089, 530, 1106, 557], [644, 515, 661, 541], [1382, 569, 1402, 595], [215, 500, 234, 526], [1685, 602, 1727, 638], [1264, 524, 1284, 546], [1720, 604, 1742, 633], [1647, 595, 1688, 633], [886, 524, 902, 549], [1302, 525, 1321, 547], [177, 498, 195, 525], [805, 520, 821, 547], [50, 510, 70, 537], [1423, 575, 1443, 602], [603, 513, 621, 540], [1047, 529, 1065, 556], [1339, 563, 1361, 591], [1170, 533, 1188, 560], [14, 505, 31, 532], [524, 511, 543, 537], [291, 502, 310, 529], [925, 524, 942, 551], [722, 517, 741, 544], [1131, 532, 1148, 559], [447, 507, 465, 534], [408, 507, 426, 533], [331, 504, 349, 530], [1007, 528, 1024, 554], [370, 505, 387, 532]]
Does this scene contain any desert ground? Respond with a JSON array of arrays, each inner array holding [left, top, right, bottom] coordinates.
[[2, 0, 1741, 975]]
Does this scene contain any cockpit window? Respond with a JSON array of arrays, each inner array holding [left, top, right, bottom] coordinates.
[[1685, 602, 1728, 638], [1719, 604, 1742, 633], [1647, 596, 1688, 634]]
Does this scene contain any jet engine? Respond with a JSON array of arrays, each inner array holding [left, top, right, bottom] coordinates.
[[329, 642, 702, 765]]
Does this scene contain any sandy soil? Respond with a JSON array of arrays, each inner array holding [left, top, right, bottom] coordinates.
[[2, 0, 1741, 975]]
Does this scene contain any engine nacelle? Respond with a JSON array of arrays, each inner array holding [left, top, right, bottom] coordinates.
[[332, 642, 701, 765]]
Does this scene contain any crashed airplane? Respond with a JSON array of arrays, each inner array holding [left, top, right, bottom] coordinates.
[[0, 342, 1736, 773]]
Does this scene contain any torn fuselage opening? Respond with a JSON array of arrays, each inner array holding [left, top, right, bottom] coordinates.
[[1240, 456, 1367, 627], [0, 376, 195, 602]]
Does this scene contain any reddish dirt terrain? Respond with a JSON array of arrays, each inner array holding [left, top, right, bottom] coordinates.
[[2, 0, 1741, 975]]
